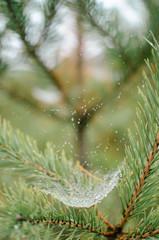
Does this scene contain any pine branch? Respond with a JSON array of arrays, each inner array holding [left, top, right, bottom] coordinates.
[[4, 0, 67, 100], [35, 0, 63, 47], [0, 118, 69, 184], [0, 182, 117, 239], [0, 81, 67, 121], [116, 132, 159, 230], [76, 0, 135, 70], [117, 229, 159, 240], [0, 13, 159, 237], [18, 218, 116, 237], [115, 35, 159, 234], [0, 118, 119, 208], [118, 209, 159, 240]]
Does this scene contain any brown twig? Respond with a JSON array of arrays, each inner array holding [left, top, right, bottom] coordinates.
[[116, 131, 159, 230], [15, 215, 159, 239], [16, 216, 116, 237], [76, 162, 108, 183], [117, 229, 159, 240], [96, 210, 116, 232]]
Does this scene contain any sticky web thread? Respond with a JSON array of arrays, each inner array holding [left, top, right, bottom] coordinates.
[[38, 166, 120, 208]]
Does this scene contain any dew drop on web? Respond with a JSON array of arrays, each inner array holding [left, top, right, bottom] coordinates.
[[39, 165, 120, 208]]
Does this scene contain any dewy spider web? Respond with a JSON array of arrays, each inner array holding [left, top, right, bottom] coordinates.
[[0, 118, 120, 208], [38, 166, 120, 208]]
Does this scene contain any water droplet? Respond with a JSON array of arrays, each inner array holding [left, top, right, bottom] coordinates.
[[14, 225, 19, 229]]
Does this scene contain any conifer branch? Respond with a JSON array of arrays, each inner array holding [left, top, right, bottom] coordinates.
[[0, 81, 67, 121], [116, 131, 159, 230], [0, 143, 57, 179], [0, 119, 71, 184], [77, 0, 135, 70], [16, 217, 116, 237], [5, 0, 67, 100], [0, 182, 119, 239]]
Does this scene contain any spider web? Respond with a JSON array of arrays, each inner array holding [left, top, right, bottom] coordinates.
[[38, 167, 120, 208]]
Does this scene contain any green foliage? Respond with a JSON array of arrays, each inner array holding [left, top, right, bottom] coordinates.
[[118, 35, 159, 217], [0, 35, 159, 239], [128, 208, 159, 239], [0, 117, 119, 209], [0, 182, 105, 240], [0, 0, 159, 238]]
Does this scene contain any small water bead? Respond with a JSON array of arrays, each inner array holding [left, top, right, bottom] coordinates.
[[14, 225, 19, 229], [118, 92, 121, 99], [96, 143, 102, 149], [71, 110, 76, 115]]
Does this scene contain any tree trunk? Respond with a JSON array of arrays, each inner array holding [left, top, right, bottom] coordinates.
[[77, 126, 86, 165]]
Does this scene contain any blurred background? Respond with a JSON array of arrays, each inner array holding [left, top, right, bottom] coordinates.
[[0, 0, 159, 226]]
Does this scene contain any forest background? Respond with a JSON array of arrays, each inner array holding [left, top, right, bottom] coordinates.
[[0, 0, 158, 221]]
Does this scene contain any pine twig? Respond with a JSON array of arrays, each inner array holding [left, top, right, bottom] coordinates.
[[96, 210, 116, 232], [16, 216, 116, 237], [116, 131, 159, 230], [117, 229, 159, 240], [76, 162, 108, 183]]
